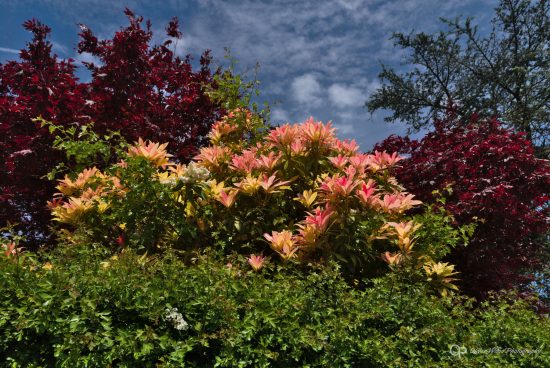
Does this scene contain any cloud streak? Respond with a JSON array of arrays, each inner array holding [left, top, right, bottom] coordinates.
[[0, 46, 19, 54]]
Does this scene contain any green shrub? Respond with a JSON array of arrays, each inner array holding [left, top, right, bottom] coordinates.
[[0, 246, 547, 367]]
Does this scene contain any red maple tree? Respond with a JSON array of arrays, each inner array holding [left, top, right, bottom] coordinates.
[[0, 10, 223, 248], [375, 116, 550, 298]]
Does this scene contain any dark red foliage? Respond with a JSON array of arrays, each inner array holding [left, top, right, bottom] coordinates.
[[0, 19, 86, 245], [375, 116, 550, 299], [1, 11, 223, 248], [77, 9, 220, 159]]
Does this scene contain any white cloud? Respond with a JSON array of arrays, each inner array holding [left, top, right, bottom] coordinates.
[[328, 84, 365, 108], [291, 73, 323, 107], [52, 41, 68, 55], [270, 107, 291, 124], [333, 123, 355, 135], [75, 51, 101, 65], [171, 35, 194, 57], [336, 0, 365, 11]]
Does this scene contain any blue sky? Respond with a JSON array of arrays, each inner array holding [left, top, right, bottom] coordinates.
[[0, 0, 497, 150]]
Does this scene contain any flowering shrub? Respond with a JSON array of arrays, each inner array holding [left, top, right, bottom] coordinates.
[[48, 137, 210, 251], [192, 113, 468, 284], [375, 116, 550, 298], [0, 10, 223, 248], [49, 109, 472, 293]]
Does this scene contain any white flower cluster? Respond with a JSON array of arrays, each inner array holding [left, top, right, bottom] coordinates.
[[165, 307, 189, 331], [159, 162, 210, 187], [160, 177, 178, 187], [179, 162, 210, 184]]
